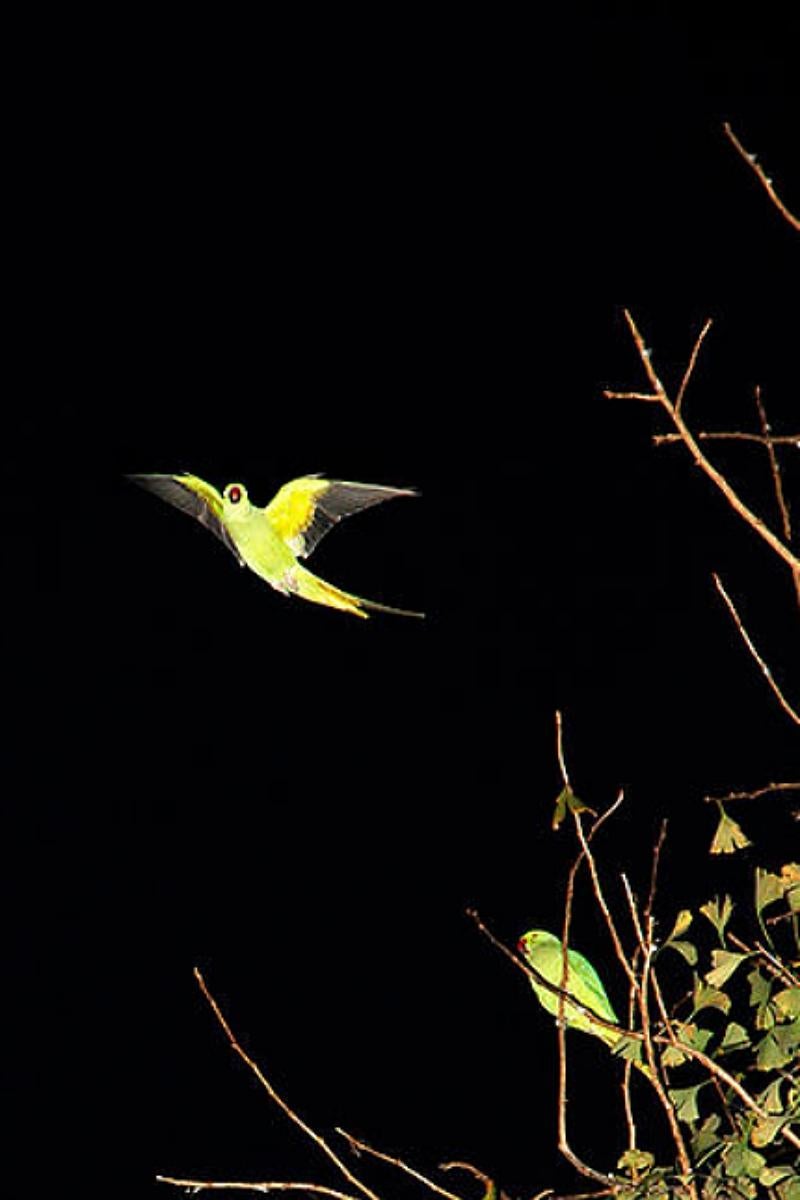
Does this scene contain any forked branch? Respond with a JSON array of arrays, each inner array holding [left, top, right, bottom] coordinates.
[[604, 311, 800, 579]]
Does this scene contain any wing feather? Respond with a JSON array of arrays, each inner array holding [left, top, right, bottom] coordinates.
[[263, 476, 418, 558], [127, 473, 243, 564]]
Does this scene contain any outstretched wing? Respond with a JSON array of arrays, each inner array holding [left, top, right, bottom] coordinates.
[[263, 476, 418, 558], [127, 473, 244, 564]]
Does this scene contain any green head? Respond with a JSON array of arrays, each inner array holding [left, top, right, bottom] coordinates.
[[518, 930, 559, 957]]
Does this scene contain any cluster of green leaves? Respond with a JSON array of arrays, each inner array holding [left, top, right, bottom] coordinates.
[[619, 862, 800, 1199]]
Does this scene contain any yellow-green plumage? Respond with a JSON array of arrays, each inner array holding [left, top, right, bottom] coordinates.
[[127, 472, 423, 619], [518, 929, 620, 1044], [518, 928, 655, 1080]]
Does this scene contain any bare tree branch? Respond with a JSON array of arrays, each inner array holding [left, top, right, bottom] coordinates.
[[604, 311, 800, 578], [713, 573, 800, 725], [156, 1179, 360, 1197], [654, 431, 799, 446], [703, 782, 800, 804], [157, 968, 383, 1200], [752, 386, 800, 608], [723, 122, 800, 232], [335, 1130, 466, 1200], [620, 877, 697, 1200]]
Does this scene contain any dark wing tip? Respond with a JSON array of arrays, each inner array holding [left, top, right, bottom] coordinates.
[[125, 472, 176, 489]]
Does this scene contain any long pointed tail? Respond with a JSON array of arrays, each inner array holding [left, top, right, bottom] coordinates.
[[291, 565, 424, 619], [603, 1027, 656, 1080]]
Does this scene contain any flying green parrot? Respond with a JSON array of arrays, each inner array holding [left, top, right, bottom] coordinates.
[[127, 472, 424, 619], [518, 930, 651, 1075]]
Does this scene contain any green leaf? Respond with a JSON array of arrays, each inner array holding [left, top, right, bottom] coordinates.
[[710, 805, 751, 854], [705, 949, 750, 988], [783, 862, 800, 913], [687, 1025, 714, 1052], [756, 868, 786, 916], [667, 909, 693, 940], [693, 977, 732, 1016], [551, 785, 592, 830], [774, 986, 800, 1019], [756, 1077, 785, 1114], [661, 1021, 713, 1068], [610, 1032, 648, 1069], [699, 895, 733, 941], [773, 1016, 800, 1051], [663, 939, 698, 966], [659, 1021, 689, 1067], [660, 1042, 688, 1068], [760, 1165, 795, 1188], [617, 1148, 655, 1178], [669, 1083, 705, 1124], [722, 1142, 765, 1180], [719, 1021, 750, 1052], [752, 1110, 788, 1147], [690, 1113, 721, 1159], [754, 1020, 800, 1070], [748, 966, 772, 1023]]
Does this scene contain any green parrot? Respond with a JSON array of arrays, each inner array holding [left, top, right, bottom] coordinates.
[[127, 472, 424, 619], [518, 930, 650, 1074]]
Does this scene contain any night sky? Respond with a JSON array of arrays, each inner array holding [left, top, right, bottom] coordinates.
[[12, 11, 799, 1199]]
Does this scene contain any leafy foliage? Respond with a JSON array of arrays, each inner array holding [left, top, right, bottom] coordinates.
[[565, 844, 799, 1197]]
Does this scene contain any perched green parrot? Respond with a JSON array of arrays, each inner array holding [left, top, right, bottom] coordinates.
[[127, 472, 424, 619], [518, 930, 649, 1074]]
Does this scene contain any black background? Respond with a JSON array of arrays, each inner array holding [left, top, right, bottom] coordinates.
[[10, 9, 799, 1198]]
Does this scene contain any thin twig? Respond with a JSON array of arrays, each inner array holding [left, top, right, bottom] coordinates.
[[753, 385, 800, 610], [703, 782, 800, 804], [555, 710, 572, 791], [556, 818, 615, 1188], [335, 1130, 465, 1200], [186, 968, 381, 1200], [554, 725, 646, 1183], [573, 801, 642, 1156], [619, 966, 639, 1156], [604, 311, 800, 579], [620, 1060, 637, 1160], [609, 390, 662, 403], [727, 931, 800, 990], [648, 967, 681, 1055], [156, 1180, 359, 1197], [642, 823, 686, 1054], [723, 122, 800, 233], [439, 1162, 512, 1200], [713, 573, 800, 725], [653, 431, 800, 446], [571, 798, 638, 994], [644, 822, 668, 935], [753, 939, 800, 988], [674, 319, 713, 415], [754, 387, 794, 545], [553, 717, 625, 1186], [621, 878, 698, 1200]]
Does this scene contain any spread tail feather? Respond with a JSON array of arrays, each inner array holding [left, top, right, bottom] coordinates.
[[291, 566, 424, 619]]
